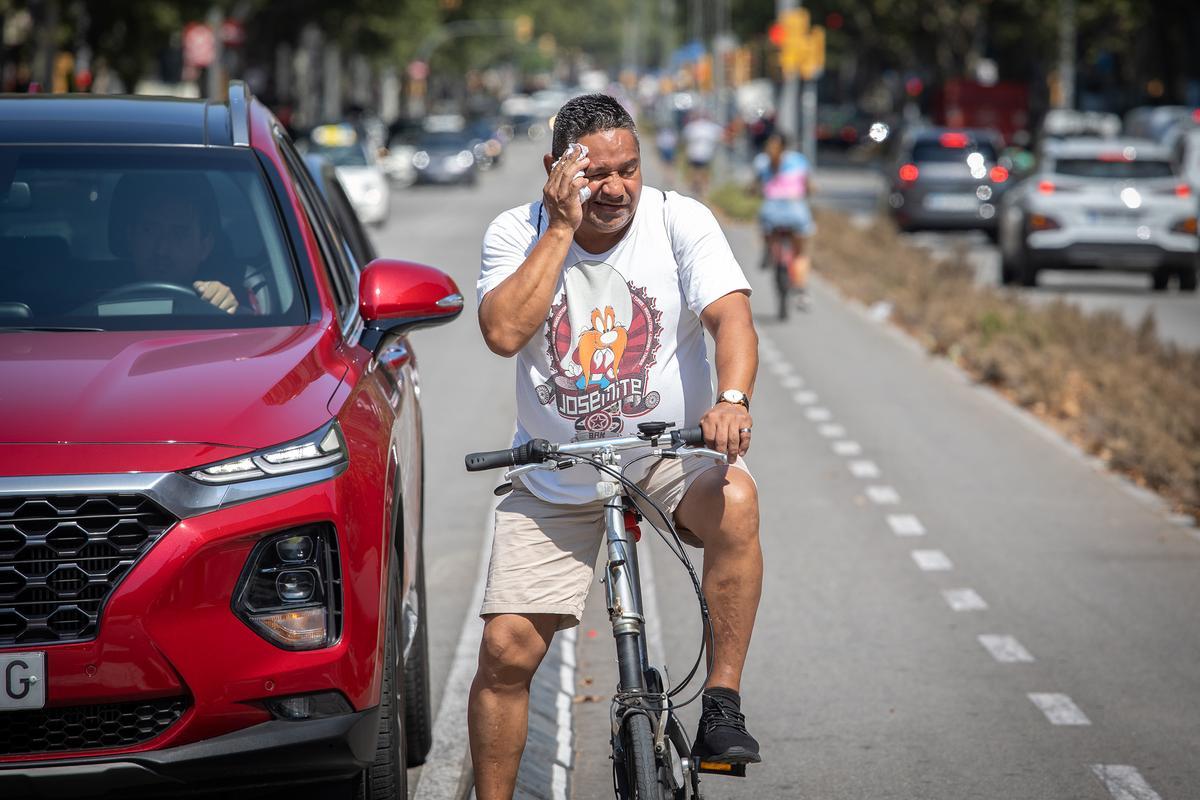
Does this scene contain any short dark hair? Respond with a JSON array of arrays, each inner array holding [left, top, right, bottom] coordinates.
[[551, 93, 638, 158]]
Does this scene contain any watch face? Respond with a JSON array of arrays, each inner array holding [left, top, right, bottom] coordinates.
[[721, 390, 745, 403]]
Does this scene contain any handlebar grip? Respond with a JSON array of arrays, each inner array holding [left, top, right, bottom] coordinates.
[[672, 427, 705, 446], [464, 439, 552, 472]]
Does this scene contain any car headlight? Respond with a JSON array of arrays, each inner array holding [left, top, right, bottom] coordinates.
[[234, 524, 342, 650], [190, 422, 346, 484], [412, 150, 430, 169]]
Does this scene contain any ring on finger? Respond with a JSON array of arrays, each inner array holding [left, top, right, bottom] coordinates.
[[739, 427, 752, 433]]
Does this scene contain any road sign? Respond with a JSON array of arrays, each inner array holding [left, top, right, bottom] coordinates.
[[799, 25, 825, 80], [183, 22, 216, 69]]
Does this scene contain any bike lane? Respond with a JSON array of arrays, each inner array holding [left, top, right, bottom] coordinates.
[[569, 166, 1200, 798]]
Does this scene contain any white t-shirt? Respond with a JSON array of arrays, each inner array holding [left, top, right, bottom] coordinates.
[[682, 119, 724, 163], [478, 188, 751, 504]]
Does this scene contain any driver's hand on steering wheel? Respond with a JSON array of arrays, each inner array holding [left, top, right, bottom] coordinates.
[[193, 281, 238, 314]]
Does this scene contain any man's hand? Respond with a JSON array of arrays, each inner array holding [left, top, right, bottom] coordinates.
[[543, 143, 591, 234], [700, 401, 752, 462], [193, 280, 238, 314]]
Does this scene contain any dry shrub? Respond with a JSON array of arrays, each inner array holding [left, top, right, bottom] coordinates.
[[813, 209, 1200, 518]]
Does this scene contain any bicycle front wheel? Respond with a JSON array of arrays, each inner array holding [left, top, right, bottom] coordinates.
[[614, 713, 673, 800]]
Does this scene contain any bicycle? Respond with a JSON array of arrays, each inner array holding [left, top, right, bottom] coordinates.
[[465, 421, 750, 799], [765, 226, 795, 321]]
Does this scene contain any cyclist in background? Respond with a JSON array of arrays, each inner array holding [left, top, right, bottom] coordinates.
[[753, 132, 814, 310]]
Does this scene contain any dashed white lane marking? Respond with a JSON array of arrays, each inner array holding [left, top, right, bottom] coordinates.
[[413, 498, 497, 800], [848, 460, 881, 479], [978, 634, 1035, 663], [793, 390, 819, 405], [911, 549, 953, 571], [818, 424, 847, 438], [555, 627, 577, 774], [1028, 693, 1091, 725], [832, 440, 862, 456], [942, 588, 988, 611], [1090, 765, 1163, 800], [780, 375, 804, 389], [866, 485, 900, 504], [767, 360, 793, 376], [887, 514, 926, 536], [804, 406, 832, 421]]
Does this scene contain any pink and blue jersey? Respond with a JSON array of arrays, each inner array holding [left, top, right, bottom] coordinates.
[[754, 151, 810, 200]]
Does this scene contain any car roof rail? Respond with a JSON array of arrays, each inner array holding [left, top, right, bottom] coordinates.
[[227, 80, 251, 147]]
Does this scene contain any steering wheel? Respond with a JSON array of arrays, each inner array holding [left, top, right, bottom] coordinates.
[[81, 281, 226, 316]]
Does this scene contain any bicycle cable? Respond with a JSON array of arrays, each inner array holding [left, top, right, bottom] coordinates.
[[576, 456, 718, 709]]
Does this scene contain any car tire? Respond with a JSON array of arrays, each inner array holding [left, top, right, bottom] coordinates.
[[1178, 266, 1198, 293], [999, 245, 1019, 285], [1152, 268, 1171, 292], [344, 565, 407, 800], [1017, 241, 1038, 288], [404, 554, 433, 767]]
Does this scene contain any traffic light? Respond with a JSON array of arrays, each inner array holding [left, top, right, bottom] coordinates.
[[514, 15, 533, 44], [771, 9, 824, 80]]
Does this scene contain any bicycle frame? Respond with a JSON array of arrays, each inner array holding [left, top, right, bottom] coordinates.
[[503, 432, 725, 797]]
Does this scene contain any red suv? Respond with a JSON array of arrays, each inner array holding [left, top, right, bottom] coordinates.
[[0, 83, 460, 797]]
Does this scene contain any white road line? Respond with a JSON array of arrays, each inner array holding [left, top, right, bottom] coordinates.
[[556, 627, 577, 771], [805, 407, 833, 422], [886, 514, 926, 536], [1090, 765, 1163, 800], [767, 360, 793, 376], [978, 634, 1035, 663], [942, 588, 988, 611], [818, 423, 847, 438], [866, 485, 901, 504], [831, 440, 862, 456], [780, 374, 804, 389], [911, 549, 953, 571], [792, 390, 819, 405], [1028, 693, 1091, 725], [413, 497, 497, 800], [848, 460, 881, 479]]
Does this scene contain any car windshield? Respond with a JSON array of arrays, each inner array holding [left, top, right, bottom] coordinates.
[[0, 147, 306, 332], [419, 133, 470, 150], [309, 143, 370, 168], [1054, 158, 1175, 179], [911, 140, 998, 164]]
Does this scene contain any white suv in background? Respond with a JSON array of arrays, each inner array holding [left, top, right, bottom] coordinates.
[[997, 137, 1199, 291]]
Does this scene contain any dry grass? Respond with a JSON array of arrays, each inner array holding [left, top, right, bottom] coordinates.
[[810, 209, 1200, 519]]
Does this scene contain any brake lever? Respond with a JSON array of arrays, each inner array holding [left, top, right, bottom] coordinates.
[[673, 446, 729, 464], [503, 456, 577, 482]]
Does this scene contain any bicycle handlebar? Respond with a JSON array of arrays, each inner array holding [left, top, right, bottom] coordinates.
[[464, 424, 709, 472], [465, 438, 552, 472]]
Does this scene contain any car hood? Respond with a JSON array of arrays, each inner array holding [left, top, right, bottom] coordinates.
[[0, 326, 348, 453]]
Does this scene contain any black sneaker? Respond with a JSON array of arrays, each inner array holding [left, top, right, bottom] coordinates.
[[691, 688, 762, 764]]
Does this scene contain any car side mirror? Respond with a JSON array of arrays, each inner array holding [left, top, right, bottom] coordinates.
[[359, 259, 463, 350]]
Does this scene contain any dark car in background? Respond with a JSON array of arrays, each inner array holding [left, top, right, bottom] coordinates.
[[0, 83, 457, 798], [412, 131, 478, 186], [887, 127, 1011, 236]]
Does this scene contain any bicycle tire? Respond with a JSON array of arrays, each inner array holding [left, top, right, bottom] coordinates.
[[774, 263, 790, 321], [614, 713, 673, 800]]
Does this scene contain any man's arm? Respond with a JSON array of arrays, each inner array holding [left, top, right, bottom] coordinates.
[[699, 290, 758, 461], [478, 146, 590, 357]]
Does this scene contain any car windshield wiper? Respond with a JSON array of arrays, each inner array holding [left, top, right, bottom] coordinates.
[[0, 326, 107, 332]]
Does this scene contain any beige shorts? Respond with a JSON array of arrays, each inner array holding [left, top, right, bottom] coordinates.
[[480, 456, 754, 629]]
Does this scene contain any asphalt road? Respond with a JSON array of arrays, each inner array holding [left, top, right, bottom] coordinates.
[[371, 142, 1200, 800], [812, 162, 1200, 350]]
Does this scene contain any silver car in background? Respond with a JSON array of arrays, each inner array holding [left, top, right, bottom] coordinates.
[[997, 138, 1198, 290]]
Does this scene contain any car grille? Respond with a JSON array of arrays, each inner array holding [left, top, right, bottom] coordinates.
[[0, 494, 177, 645], [0, 697, 187, 755]]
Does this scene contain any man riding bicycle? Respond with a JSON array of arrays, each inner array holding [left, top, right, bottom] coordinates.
[[472, 94, 764, 800], [753, 132, 814, 310]]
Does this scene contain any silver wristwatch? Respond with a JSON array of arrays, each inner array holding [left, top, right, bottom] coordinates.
[[717, 389, 750, 411]]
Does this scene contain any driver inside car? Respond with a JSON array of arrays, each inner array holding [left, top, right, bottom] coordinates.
[[109, 173, 244, 314]]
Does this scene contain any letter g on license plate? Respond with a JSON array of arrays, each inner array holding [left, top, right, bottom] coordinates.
[[0, 652, 45, 709]]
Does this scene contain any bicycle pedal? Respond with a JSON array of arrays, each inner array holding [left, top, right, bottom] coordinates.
[[695, 760, 747, 778]]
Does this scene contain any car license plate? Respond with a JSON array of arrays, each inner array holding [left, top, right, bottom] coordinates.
[[0, 652, 46, 710], [923, 193, 977, 212]]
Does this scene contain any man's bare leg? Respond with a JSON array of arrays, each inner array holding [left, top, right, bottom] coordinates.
[[468, 613, 559, 800], [673, 466, 762, 691]]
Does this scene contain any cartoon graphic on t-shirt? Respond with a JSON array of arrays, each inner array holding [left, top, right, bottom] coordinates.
[[537, 260, 662, 438]]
